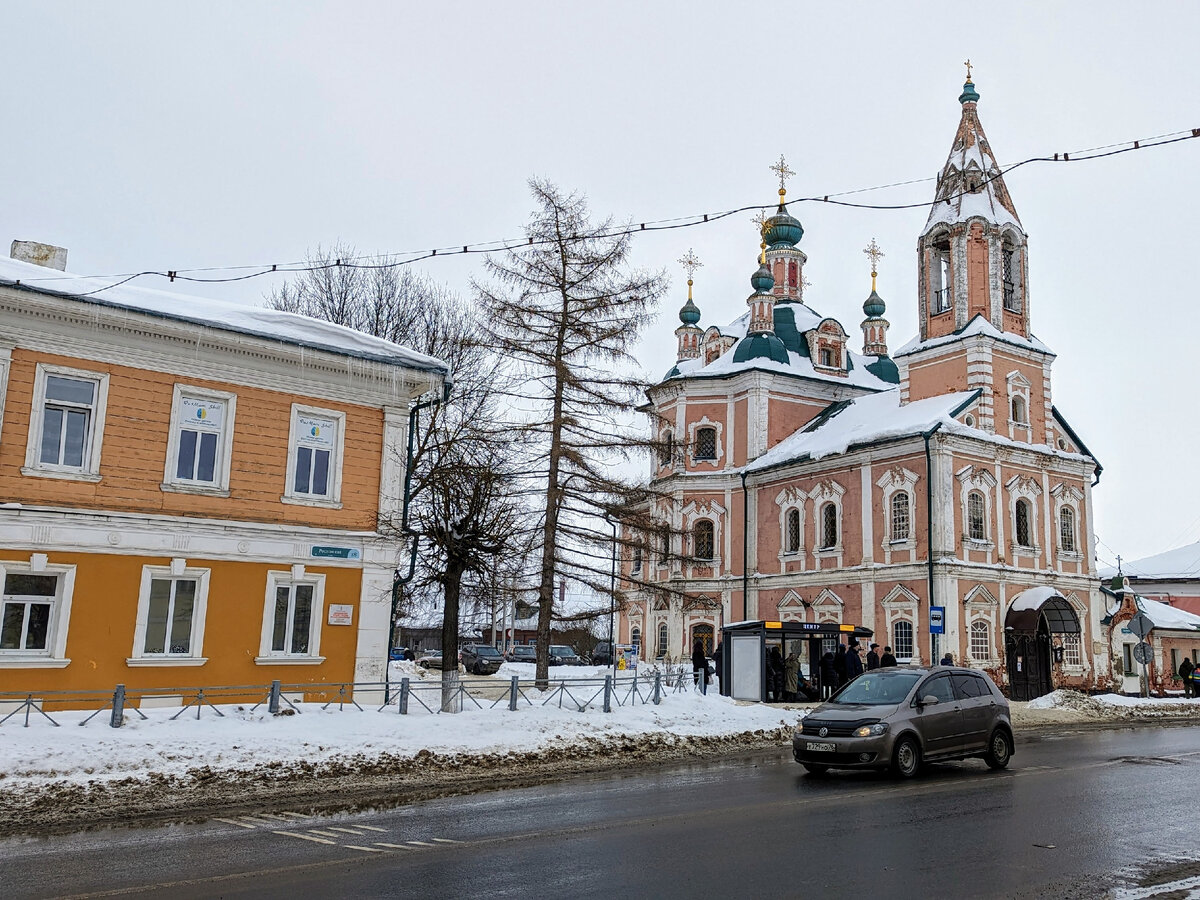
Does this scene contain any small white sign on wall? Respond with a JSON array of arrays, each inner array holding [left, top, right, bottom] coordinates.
[[328, 604, 354, 626]]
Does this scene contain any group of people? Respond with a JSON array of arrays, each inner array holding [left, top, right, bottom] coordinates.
[[1179, 657, 1200, 698], [815, 641, 899, 698]]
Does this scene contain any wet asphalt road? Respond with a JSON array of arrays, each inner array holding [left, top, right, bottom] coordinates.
[[3, 725, 1199, 900]]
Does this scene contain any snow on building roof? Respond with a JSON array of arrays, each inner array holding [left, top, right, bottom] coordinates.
[[1008, 585, 1065, 613], [666, 302, 897, 390], [1139, 595, 1200, 632], [1098, 541, 1200, 582], [893, 314, 1054, 358], [745, 389, 979, 472], [0, 255, 450, 376]]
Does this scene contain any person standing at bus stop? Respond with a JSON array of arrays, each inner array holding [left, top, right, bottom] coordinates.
[[1179, 657, 1194, 698], [692, 638, 707, 687]]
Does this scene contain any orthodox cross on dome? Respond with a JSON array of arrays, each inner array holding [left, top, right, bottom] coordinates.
[[769, 154, 795, 202], [801, 272, 812, 291], [964, 58, 973, 81], [863, 237, 885, 282], [751, 210, 769, 262], [677, 248, 702, 299]]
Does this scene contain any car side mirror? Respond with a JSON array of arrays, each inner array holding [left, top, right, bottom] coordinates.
[[918, 695, 940, 708]]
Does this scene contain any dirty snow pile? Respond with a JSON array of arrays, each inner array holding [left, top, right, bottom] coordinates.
[[1015, 690, 1200, 724], [0, 685, 795, 790]]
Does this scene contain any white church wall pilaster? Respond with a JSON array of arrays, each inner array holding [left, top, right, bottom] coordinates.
[[724, 396, 736, 469], [860, 463, 874, 565]]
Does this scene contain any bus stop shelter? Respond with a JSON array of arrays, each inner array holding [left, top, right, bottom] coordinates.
[[719, 620, 873, 702]]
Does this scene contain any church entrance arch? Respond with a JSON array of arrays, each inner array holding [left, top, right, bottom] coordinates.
[[1004, 587, 1080, 701]]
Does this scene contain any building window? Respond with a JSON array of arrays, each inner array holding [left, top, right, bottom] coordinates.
[[659, 430, 674, 468], [1061, 633, 1082, 667], [820, 503, 838, 549], [130, 566, 210, 663], [1002, 245, 1020, 312], [656, 622, 669, 658], [693, 519, 715, 560], [1122, 643, 1135, 676], [931, 237, 952, 313], [891, 491, 910, 542], [631, 543, 642, 574], [1, 573, 58, 652], [164, 386, 237, 493], [967, 491, 986, 541], [786, 508, 801, 553], [1011, 395, 1027, 425], [1015, 499, 1033, 547], [893, 620, 914, 661], [694, 426, 717, 461], [819, 347, 833, 367], [24, 365, 110, 480], [258, 571, 325, 662], [630, 626, 642, 653], [659, 529, 670, 564], [969, 620, 990, 660], [1059, 506, 1077, 553], [283, 405, 345, 506]]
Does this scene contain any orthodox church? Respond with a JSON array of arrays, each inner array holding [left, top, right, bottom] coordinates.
[[618, 74, 1106, 699]]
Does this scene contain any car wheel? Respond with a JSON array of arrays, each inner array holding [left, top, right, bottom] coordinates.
[[802, 764, 829, 776], [892, 735, 921, 779], [984, 728, 1012, 769]]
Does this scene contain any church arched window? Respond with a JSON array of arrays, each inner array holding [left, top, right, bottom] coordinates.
[[967, 491, 986, 541], [1059, 506, 1076, 553], [693, 519, 714, 560], [658, 430, 674, 468], [656, 622, 669, 659], [892, 620, 914, 661], [1015, 499, 1033, 547], [1011, 395, 1028, 425], [786, 508, 801, 553], [820, 503, 838, 549], [1002, 238, 1022, 313], [931, 235, 952, 313], [891, 491, 910, 542], [694, 426, 717, 461]]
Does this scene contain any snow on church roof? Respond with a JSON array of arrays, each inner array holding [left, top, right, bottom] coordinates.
[[1098, 541, 1200, 582], [893, 314, 1054, 358], [1138, 595, 1200, 632], [745, 389, 980, 473], [0, 255, 450, 376]]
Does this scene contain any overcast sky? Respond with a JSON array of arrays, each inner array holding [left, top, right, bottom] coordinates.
[[5, 2, 1199, 566]]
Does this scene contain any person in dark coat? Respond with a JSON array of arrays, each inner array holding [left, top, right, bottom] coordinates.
[[819, 651, 837, 699], [866, 643, 881, 670], [711, 642, 724, 690], [940, 652, 954, 666], [833, 643, 848, 686], [692, 639, 707, 686], [845, 641, 864, 681], [1181, 657, 1195, 698], [880, 646, 898, 668], [767, 647, 785, 701]]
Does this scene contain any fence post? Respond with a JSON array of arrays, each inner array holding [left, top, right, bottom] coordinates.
[[508, 675, 519, 711], [399, 677, 410, 715], [603, 675, 612, 713], [109, 684, 126, 728], [268, 680, 281, 715], [701, 669, 707, 695], [653, 671, 662, 705]]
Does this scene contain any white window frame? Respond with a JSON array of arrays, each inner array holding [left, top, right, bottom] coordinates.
[[1006, 370, 1033, 440], [810, 480, 846, 558], [969, 619, 991, 662], [892, 619, 915, 662], [282, 403, 346, 508], [0, 344, 12, 449], [1058, 505, 1077, 554], [22, 363, 110, 482], [877, 467, 919, 551], [775, 487, 808, 561], [128, 563, 210, 667], [956, 466, 997, 550], [692, 518, 715, 561], [0, 560, 75, 668], [685, 417, 723, 467], [161, 384, 238, 496], [257, 568, 326, 664]]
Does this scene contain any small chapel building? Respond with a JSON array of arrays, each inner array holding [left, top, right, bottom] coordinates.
[[618, 76, 1107, 699]]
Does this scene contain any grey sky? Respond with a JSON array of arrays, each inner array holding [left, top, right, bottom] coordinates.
[[5, 2, 1198, 564]]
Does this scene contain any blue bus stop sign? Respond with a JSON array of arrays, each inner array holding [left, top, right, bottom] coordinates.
[[929, 606, 945, 635]]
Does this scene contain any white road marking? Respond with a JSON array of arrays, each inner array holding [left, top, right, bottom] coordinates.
[[327, 827, 370, 836], [344, 845, 387, 853], [238, 816, 274, 826], [253, 813, 292, 822], [277, 811, 309, 819], [407, 841, 437, 847], [431, 838, 462, 844], [373, 842, 420, 850], [213, 818, 257, 830], [272, 830, 337, 846], [307, 830, 344, 839], [352, 824, 388, 833]]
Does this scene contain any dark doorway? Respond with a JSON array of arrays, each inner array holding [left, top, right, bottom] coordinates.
[[1005, 594, 1079, 701], [692, 624, 714, 655]]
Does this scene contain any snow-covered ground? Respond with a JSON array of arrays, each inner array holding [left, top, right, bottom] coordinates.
[[2, 685, 1196, 792]]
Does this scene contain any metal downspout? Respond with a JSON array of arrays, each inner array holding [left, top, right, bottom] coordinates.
[[923, 424, 943, 611]]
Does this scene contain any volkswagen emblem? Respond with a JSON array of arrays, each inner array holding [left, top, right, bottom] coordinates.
[[819, 727, 829, 737]]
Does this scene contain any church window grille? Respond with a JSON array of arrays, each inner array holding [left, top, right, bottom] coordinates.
[[1059, 506, 1076, 553], [786, 509, 801, 553], [656, 622, 669, 658], [695, 426, 717, 461], [1061, 633, 1082, 667], [693, 519, 715, 560], [893, 620, 914, 661], [819, 348, 833, 367], [969, 620, 991, 660], [891, 491, 911, 542], [820, 503, 838, 549], [1002, 246, 1020, 312], [967, 491, 986, 541], [1015, 499, 1033, 548], [631, 543, 642, 574], [658, 430, 674, 468]]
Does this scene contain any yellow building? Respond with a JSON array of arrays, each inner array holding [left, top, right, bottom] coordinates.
[[0, 243, 447, 703]]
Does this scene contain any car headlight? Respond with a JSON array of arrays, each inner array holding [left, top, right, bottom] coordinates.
[[853, 723, 888, 737]]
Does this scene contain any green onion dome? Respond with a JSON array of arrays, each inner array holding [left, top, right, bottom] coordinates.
[[679, 297, 701, 326], [959, 79, 979, 104], [751, 261, 774, 293], [863, 290, 886, 318], [764, 199, 803, 248]]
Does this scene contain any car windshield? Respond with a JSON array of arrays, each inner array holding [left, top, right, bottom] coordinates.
[[550, 646, 575, 655], [831, 671, 922, 705], [474, 646, 502, 657]]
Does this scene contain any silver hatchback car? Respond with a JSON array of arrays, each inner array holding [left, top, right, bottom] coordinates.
[[792, 666, 1013, 777]]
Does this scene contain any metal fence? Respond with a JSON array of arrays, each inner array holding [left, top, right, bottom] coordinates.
[[0, 664, 712, 729]]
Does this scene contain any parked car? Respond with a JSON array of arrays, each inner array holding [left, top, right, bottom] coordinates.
[[416, 651, 454, 670], [549, 644, 583, 666], [507, 646, 537, 663], [791, 666, 1013, 778], [461, 643, 504, 675], [590, 641, 614, 665]]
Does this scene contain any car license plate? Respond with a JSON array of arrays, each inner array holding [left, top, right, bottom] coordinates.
[[806, 741, 835, 753]]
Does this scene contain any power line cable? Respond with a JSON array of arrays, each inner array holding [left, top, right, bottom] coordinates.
[[10, 125, 1198, 296]]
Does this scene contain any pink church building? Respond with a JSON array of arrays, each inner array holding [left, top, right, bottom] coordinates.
[[618, 76, 1107, 700]]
